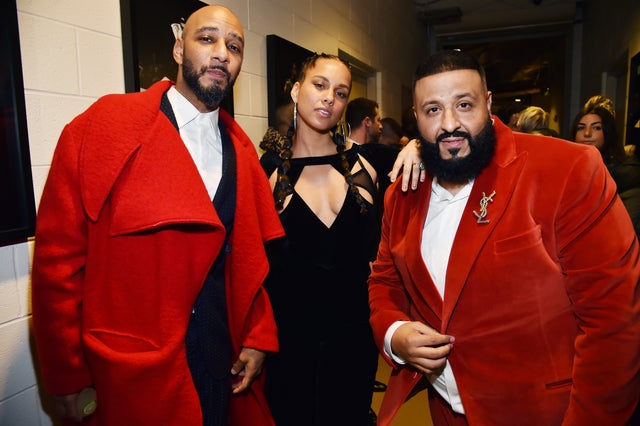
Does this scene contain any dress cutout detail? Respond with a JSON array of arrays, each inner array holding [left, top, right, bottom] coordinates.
[[261, 145, 380, 426]]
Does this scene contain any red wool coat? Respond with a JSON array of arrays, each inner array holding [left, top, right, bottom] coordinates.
[[32, 81, 284, 425], [369, 117, 640, 426]]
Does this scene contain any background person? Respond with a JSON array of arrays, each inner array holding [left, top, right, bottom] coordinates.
[[516, 105, 559, 137], [346, 97, 383, 144], [583, 94, 616, 117], [515, 106, 547, 132], [571, 103, 640, 237], [494, 101, 521, 131], [379, 117, 409, 148]]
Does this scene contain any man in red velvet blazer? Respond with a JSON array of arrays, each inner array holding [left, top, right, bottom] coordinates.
[[32, 5, 284, 426], [369, 50, 640, 425]]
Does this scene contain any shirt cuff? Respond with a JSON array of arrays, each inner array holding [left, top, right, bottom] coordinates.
[[384, 320, 409, 364]]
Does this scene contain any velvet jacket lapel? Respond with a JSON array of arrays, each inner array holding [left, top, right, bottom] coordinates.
[[441, 122, 525, 328], [403, 181, 443, 325]]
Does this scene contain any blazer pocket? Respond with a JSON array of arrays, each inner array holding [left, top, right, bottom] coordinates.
[[494, 224, 542, 254], [545, 377, 572, 390], [87, 328, 160, 355], [84, 328, 166, 373]]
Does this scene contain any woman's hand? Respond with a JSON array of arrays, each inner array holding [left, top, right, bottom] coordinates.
[[388, 139, 426, 191]]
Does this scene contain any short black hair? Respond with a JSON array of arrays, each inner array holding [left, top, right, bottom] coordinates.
[[413, 49, 487, 93], [381, 117, 403, 137], [346, 97, 378, 129]]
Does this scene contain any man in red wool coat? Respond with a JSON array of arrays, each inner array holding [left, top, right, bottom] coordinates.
[[32, 5, 284, 425]]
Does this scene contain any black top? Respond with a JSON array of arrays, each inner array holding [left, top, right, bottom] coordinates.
[[261, 144, 380, 425], [605, 153, 640, 237], [357, 142, 400, 197]]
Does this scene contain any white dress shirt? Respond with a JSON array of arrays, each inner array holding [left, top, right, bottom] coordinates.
[[384, 178, 474, 414], [167, 86, 223, 200]]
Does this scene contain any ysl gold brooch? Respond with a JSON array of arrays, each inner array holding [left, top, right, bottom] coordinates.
[[473, 190, 496, 224]]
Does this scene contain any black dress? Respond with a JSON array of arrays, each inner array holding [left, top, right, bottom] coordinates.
[[261, 145, 380, 426]]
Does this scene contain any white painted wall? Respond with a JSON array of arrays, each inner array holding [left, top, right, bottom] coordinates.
[[0, 0, 423, 424]]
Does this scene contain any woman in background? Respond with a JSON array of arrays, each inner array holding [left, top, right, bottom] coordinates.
[[571, 103, 640, 237], [516, 105, 558, 136]]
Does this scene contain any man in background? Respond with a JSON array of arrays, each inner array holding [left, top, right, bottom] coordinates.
[[346, 97, 383, 144], [379, 117, 409, 148]]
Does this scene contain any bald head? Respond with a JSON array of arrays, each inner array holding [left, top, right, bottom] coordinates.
[[173, 5, 244, 112], [181, 5, 244, 43]]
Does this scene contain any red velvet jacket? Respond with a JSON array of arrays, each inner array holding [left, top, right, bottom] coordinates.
[[369, 117, 640, 425], [32, 81, 284, 425]]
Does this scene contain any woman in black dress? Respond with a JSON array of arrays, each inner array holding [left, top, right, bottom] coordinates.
[[260, 53, 421, 425]]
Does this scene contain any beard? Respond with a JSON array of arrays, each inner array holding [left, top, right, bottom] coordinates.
[[182, 57, 235, 108], [419, 118, 496, 183], [369, 129, 381, 144]]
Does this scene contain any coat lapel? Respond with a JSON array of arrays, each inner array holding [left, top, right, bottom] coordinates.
[[403, 181, 444, 323], [441, 120, 526, 328], [80, 81, 222, 235]]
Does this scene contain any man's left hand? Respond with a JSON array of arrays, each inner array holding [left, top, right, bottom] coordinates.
[[230, 347, 266, 394]]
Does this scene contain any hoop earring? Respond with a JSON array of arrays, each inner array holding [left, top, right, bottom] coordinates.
[[293, 102, 297, 132], [339, 120, 347, 145]]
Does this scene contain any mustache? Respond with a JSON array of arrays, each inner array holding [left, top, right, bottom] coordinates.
[[436, 130, 471, 143], [200, 65, 231, 81]]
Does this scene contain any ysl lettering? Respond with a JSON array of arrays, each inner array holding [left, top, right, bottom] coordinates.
[[473, 190, 496, 224]]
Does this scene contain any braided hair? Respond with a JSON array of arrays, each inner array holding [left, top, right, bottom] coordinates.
[[261, 53, 369, 214], [260, 127, 293, 209], [333, 126, 369, 214]]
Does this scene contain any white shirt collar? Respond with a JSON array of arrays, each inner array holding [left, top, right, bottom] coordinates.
[[166, 85, 222, 200], [166, 85, 219, 130], [431, 177, 474, 201]]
